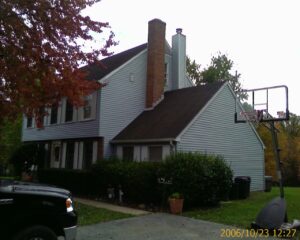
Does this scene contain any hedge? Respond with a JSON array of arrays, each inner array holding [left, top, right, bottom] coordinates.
[[159, 152, 233, 207], [38, 161, 162, 204], [9, 143, 45, 176], [38, 152, 233, 208]]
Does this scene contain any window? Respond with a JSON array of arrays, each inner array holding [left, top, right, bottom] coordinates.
[[149, 146, 162, 162], [26, 117, 33, 128], [65, 100, 73, 122], [82, 140, 93, 169], [51, 142, 61, 168], [164, 63, 168, 85], [36, 107, 45, 128], [54, 146, 60, 162], [83, 95, 92, 119], [122, 146, 134, 161], [65, 142, 75, 169], [50, 105, 58, 124]]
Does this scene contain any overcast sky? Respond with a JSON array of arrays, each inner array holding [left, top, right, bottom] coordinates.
[[84, 0, 300, 115]]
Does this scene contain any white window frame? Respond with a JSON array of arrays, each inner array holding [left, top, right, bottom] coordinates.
[[78, 92, 96, 121]]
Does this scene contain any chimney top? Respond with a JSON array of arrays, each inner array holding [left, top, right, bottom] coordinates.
[[176, 28, 183, 34]]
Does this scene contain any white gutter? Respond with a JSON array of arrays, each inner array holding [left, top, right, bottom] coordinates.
[[110, 138, 175, 144]]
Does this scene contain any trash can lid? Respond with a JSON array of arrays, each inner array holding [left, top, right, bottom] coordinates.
[[235, 176, 251, 182]]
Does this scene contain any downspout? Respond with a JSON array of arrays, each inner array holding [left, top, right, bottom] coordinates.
[[170, 140, 177, 155]]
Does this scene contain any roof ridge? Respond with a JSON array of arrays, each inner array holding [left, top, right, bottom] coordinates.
[[100, 43, 147, 62], [164, 81, 226, 95]]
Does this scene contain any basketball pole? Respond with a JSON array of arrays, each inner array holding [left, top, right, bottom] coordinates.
[[269, 121, 285, 199]]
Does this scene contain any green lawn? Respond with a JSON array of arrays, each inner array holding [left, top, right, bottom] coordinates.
[[184, 187, 300, 229], [75, 202, 134, 226], [0, 176, 15, 180]]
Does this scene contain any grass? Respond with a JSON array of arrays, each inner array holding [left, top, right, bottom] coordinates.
[[184, 187, 300, 229], [0, 176, 15, 180], [75, 202, 134, 226]]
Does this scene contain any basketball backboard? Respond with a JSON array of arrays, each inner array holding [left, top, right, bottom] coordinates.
[[235, 85, 289, 123]]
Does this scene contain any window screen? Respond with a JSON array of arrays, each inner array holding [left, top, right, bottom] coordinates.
[[149, 146, 162, 162], [123, 146, 134, 161]]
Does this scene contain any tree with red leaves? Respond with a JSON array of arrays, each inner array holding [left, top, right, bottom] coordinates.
[[0, 0, 116, 123]]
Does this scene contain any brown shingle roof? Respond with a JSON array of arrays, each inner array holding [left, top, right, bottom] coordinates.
[[112, 82, 225, 142], [82, 43, 147, 81]]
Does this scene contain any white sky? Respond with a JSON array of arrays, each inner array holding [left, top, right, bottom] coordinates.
[[84, 0, 300, 115]]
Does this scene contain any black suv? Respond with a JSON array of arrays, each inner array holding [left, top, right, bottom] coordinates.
[[0, 179, 77, 240]]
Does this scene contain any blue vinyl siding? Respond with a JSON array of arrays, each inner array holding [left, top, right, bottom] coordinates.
[[22, 92, 100, 141], [177, 84, 265, 191], [99, 50, 148, 157]]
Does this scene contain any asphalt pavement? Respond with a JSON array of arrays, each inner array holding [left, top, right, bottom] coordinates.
[[77, 213, 278, 240]]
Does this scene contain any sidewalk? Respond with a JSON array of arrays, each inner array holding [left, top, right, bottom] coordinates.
[[75, 197, 150, 216]]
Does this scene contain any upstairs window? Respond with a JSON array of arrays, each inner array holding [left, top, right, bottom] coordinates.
[[50, 105, 58, 124], [164, 63, 168, 86], [26, 117, 33, 128], [83, 95, 92, 119], [36, 107, 45, 129], [65, 100, 73, 122]]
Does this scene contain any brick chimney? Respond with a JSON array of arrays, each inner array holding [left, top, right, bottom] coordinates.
[[146, 19, 166, 109]]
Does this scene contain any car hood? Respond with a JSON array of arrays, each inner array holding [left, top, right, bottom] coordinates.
[[0, 180, 71, 198]]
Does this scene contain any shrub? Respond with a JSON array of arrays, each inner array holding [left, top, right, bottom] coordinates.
[[90, 161, 162, 204], [9, 143, 45, 176], [158, 152, 233, 208], [38, 168, 93, 196], [38, 152, 233, 208], [38, 161, 162, 204]]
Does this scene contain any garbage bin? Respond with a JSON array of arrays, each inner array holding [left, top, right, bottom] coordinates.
[[265, 176, 272, 192], [229, 182, 239, 200], [235, 176, 251, 199]]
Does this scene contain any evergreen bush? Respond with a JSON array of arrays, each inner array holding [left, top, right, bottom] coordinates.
[[159, 152, 233, 207], [38, 152, 233, 208]]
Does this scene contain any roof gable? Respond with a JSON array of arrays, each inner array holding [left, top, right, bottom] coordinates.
[[112, 82, 225, 142], [82, 43, 147, 81]]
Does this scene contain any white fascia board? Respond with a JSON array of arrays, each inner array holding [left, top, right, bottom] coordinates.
[[97, 49, 147, 84]]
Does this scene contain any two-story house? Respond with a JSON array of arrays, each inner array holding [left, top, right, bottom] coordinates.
[[22, 19, 265, 191]]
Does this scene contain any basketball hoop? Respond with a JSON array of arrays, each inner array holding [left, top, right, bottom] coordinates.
[[235, 85, 289, 123], [240, 110, 264, 124]]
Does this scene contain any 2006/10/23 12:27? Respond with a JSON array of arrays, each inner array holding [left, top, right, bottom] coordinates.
[[220, 228, 297, 238]]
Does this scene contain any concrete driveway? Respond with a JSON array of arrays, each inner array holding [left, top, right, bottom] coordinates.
[[77, 213, 276, 240]]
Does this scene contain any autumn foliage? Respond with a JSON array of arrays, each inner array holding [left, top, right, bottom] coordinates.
[[0, 0, 116, 122], [257, 114, 300, 186]]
